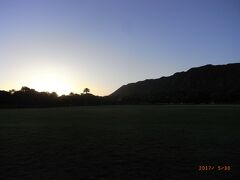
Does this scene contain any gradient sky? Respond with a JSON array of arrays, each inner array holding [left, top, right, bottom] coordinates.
[[0, 0, 240, 95]]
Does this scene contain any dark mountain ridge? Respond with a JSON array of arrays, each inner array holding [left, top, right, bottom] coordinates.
[[1, 63, 240, 107], [110, 63, 240, 103]]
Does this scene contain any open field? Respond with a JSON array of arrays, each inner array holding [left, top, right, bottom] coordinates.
[[0, 105, 240, 179]]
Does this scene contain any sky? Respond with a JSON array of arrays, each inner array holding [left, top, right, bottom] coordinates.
[[0, 0, 240, 96]]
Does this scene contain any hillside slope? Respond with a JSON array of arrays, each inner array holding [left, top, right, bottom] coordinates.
[[110, 63, 240, 103]]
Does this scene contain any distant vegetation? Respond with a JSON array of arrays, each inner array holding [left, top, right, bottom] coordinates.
[[0, 87, 103, 108], [0, 63, 240, 107]]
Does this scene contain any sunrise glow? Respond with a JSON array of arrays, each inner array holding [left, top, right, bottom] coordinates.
[[29, 72, 72, 96]]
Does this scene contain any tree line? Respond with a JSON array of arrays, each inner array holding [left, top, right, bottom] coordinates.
[[1, 85, 239, 108], [0, 87, 108, 108]]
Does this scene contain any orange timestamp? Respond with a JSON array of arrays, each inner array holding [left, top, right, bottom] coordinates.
[[198, 165, 231, 171]]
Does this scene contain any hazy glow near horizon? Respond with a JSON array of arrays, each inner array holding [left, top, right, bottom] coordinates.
[[29, 73, 72, 96], [0, 0, 239, 95]]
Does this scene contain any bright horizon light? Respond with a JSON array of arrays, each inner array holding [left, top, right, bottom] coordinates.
[[26, 70, 73, 96], [31, 78, 71, 96], [1, 60, 108, 96], [21, 66, 75, 96]]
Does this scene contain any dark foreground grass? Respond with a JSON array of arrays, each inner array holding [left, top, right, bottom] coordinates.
[[0, 105, 239, 180]]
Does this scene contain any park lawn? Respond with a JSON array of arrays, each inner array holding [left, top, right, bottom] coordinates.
[[0, 105, 239, 179]]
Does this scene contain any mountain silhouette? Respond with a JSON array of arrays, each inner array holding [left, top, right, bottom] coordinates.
[[1, 63, 240, 108], [110, 63, 240, 104]]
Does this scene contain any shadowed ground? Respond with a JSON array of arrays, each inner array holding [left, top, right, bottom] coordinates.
[[0, 105, 239, 179]]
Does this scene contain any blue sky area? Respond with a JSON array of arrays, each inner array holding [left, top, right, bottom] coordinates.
[[0, 0, 239, 95]]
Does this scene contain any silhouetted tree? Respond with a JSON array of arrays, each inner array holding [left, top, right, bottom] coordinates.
[[83, 88, 90, 94], [9, 89, 16, 94], [51, 92, 58, 97], [21, 86, 31, 92]]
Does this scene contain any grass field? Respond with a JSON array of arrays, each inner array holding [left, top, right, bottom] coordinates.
[[0, 105, 239, 179]]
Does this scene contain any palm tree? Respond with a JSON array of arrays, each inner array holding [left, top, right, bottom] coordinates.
[[83, 88, 90, 94]]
